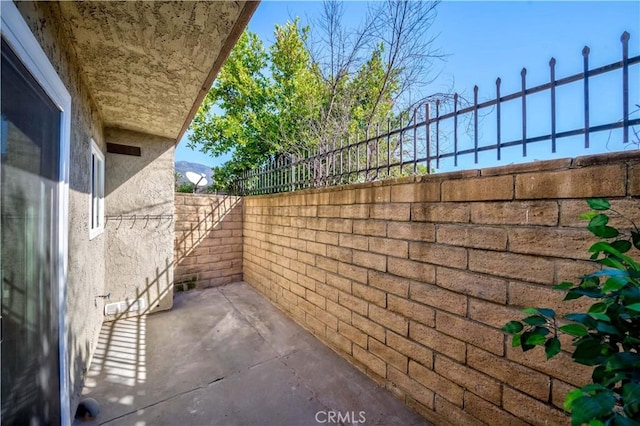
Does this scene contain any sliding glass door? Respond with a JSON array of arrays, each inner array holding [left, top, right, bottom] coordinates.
[[1, 37, 62, 424]]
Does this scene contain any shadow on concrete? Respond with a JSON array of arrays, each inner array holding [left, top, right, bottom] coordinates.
[[98, 194, 241, 324], [78, 195, 244, 415], [75, 282, 426, 426]]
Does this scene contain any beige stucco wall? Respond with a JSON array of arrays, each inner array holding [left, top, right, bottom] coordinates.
[[15, 1, 108, 413], [105, 128, 175, 317]]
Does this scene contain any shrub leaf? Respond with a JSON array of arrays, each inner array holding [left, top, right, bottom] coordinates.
[[502, 321, 524, 334], [589, 214, 609, 228], [559, 324, 588, 337], [570, 393, 616, 424], [545, 337, 561, 359], [523, 315, 547, 326], [587, 199, 611, 210], [626, 303, 640, 312], [554, 281, 574, 290]]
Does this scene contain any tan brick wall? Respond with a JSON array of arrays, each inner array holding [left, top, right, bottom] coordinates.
[[174, 194, 243, 288], [242, 152, 640, 425]]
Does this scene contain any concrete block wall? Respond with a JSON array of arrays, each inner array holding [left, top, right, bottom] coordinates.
[[243, 152, 640, 425], [174, 194, 243, 289]]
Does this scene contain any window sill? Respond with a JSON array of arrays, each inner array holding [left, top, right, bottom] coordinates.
[[89, 227, 104, 240]]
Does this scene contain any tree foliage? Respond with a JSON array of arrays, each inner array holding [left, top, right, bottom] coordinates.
[[174, 173, 194, 193], [188, 0, 444, 189]]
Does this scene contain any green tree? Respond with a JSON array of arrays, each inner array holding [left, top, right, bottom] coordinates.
[[174, 172, 195, 193], [176, 182, 195, 193], [189, 20, 325, 189], [188, 30, 272, 186], [189, 1, 443, 190]]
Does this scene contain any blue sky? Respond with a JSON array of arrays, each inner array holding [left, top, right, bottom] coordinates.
[[175, 0, 640, 169]]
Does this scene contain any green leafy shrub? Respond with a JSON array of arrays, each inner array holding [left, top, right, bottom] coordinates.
[[176, 182, 195, 193], [503, 199, 640, 425]]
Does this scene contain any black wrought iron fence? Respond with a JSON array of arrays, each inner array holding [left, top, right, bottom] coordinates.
[[231, 32, 639, 196]]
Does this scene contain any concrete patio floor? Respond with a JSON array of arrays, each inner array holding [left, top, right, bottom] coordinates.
[[75, 282, 426, 425]]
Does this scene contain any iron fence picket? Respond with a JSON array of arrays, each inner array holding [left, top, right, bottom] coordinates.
[[550, 59, 557, 153], [453, 94, 458, 167], [413, 109, 418, 174], [521, 68, 527, 157], [496, 78, 502, 161], [425, 103, 431, 173], [622, 31, 630, 143], [583, 47, 590, 149], [436, 100, 441, 169], [473, 86, 479, 164]]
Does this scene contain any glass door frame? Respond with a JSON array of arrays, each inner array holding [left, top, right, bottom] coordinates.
[[1, 2, 72, 424]]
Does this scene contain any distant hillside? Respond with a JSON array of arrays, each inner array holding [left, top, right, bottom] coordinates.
[[175, 161, 214, 186]]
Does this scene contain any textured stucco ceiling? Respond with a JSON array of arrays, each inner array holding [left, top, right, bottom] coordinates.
[[56, 1, 257, 140]]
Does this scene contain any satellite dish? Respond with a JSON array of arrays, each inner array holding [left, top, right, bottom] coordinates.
[[185, 171, 208, 193]]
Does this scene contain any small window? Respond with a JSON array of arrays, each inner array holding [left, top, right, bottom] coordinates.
[[89, 140, 105, 239]]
